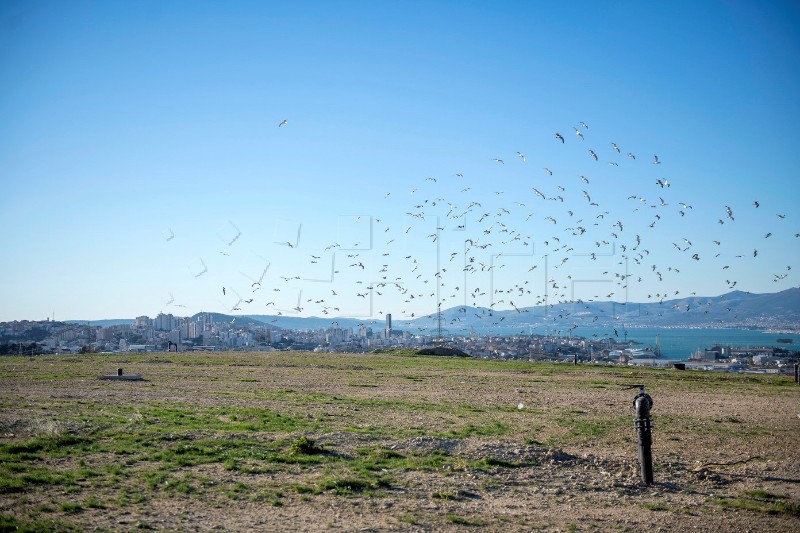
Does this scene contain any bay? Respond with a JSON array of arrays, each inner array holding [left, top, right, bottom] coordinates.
[[448, 326, 800, 360]]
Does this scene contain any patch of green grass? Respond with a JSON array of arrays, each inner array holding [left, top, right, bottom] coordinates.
[[742, 489, 782, 500], [1, 433, 87, 457], [352, 447, 407, 474], [0, 463, 79, 495], [446, 514, 487, 526], [104, 462, 128, 478], [351, 445, 462, 476], [0, 512, 80, 532], [459, 405, 486, 413], [0, 477, 26, 494], [138, 434, 328, 473], [167, 477, 196, 495], [75, 467, 101, 481], [290, 483, 315, 494], [310, 458, 394, 496], [315, 474, 390, 496], [396, 513, 418, 525], [713, 492, 799, 517], [225, 481, 251, 500], [640, 502, 669, 511], [251, 489, 284, 506], [22, 468, 75, 486], [84, 496, 105, 509], [143, 470, 168, 491], [407, 448, 453, 471], [59, 501, 83, 514]]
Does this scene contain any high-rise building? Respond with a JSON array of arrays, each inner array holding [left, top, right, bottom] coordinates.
[[385, 313, 392, 337], [135, 316, 152, 328], [155, 313, 174, 331], [188, 321, 202, 338]]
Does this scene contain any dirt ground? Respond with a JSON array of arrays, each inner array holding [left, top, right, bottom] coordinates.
[[1, 352, 798, 531]]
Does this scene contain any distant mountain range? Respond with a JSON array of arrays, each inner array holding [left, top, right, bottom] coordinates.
[[69, 287, 799, 331], [248, 287, 800, 331]]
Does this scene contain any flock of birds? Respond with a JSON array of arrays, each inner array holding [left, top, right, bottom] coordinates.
[[160, 120, 796, 335]]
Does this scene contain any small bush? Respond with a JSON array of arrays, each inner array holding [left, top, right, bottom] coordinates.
[[289, 436, 324, 455]]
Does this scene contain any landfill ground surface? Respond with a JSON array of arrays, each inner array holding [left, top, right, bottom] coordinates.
[[1, 351, 798, 531]]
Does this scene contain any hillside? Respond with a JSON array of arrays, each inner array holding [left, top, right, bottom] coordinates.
[[395, 287, 800, 330], [65, 288, 799, 332]]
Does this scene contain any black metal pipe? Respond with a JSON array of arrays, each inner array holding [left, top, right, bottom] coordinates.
[[632, 387, 654, 484]]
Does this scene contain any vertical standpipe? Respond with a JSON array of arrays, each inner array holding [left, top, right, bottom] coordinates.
[[633, 386, 654, 484]]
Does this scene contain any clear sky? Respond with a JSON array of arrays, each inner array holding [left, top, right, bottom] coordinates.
[[1, 0, 798, 322]]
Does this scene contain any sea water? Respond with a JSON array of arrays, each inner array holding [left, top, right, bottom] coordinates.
[[450, 326, 800, 360]]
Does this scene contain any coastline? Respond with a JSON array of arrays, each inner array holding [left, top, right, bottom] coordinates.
[[440, 326, 800, 360]]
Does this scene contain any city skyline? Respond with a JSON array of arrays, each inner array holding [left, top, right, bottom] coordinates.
[[1, 1, 798, 322]]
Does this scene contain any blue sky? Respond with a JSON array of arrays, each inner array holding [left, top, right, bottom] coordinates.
[[1, 0, 798, 322]]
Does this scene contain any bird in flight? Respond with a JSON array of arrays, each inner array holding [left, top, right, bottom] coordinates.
[[223, 220, 242, 246], [554, 133, 565, 143], [516, 151, 526, 162], [193, 258, 208, 277], [278, 119, 288, 127], [653, 154, 661, 164]]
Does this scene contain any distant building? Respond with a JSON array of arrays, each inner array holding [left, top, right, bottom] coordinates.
[[135, 316, 152, 328], [128, 344, 150, 353], [386, 313, 392, 337], [96, 327, 114, 341], [188, 321, 202, 338], [154, 313, 174, 331]]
